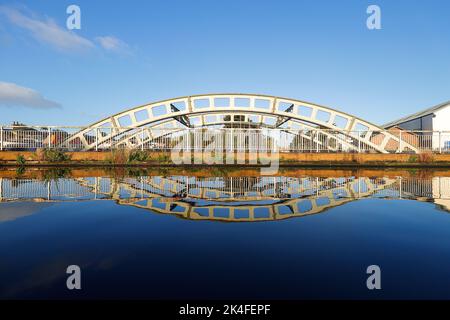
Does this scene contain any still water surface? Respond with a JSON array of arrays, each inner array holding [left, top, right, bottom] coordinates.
[[1, 169, 450, 299]]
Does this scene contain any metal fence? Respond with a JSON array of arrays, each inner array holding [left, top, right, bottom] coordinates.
[[1, 125, 450, 153]]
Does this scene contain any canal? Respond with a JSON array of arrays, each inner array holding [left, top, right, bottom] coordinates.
[[1, 167, 450, 299]]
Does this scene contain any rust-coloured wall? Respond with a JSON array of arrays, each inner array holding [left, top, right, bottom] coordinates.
[[0, 151, 110, 161], [1, 151, 450, 164]]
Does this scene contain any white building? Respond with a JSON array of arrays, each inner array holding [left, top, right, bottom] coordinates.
[[383, 100, 450, 151]]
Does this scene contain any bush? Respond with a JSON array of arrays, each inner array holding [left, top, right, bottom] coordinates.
[[43, 149, 70, 162], [15, 166, 25, 175], [16, 154, 26, 165], [156, 153, 171, 163], [408, 155, 418, 163], [128, 150, 149, 163], [43, 168, 71, 180], [108, 149, 128, 164]]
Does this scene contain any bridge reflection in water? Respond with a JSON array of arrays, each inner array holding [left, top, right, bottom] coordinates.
[[1, 175, 450, 222]]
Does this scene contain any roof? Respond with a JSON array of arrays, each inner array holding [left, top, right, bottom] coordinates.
[[382, 100, 450, 128]]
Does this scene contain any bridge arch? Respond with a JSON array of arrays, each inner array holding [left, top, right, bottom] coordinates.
[[63, 93, 418, 153]]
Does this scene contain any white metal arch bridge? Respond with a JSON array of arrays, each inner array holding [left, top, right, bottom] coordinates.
[[61, 94, 420, 153]]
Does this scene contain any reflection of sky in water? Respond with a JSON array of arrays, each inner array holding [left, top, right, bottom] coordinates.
[[1, 198, 450, 299], [1, 175, 450, 299]]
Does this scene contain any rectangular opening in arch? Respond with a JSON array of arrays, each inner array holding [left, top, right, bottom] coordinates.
[[117, 115, 133, 127], [190, 116, 201, 126], [193, 207, 208, 216], [234, 209, 249, 219], [354, 123, 369, 137], [134, 109, 149, 122], [205, 115, 217, 124], [297, 105, 313, 118], [287, 121, 302, 129], [254, 207, 270, 219], [255, 99, 270, 109], [214, 97, 230, 107], [99, 122, 113, 136], [333, 115, 348, 129], [152, 105, 167, 117], [316, 110, 331, 123], [263, 116, 276, 126], [278, 101, 294, 112], [213, 207, 230, 218], [234, 98, 250, 107], [194, 98, 210, 109], [248, 115, 259, 123], [170, 101, 186, 112]]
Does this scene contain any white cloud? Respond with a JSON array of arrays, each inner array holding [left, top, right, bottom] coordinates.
[[0, 5, 132, 55], [0, 82, 61, 109], [0, 5, 94, 51], [95, 36, 131, 54]]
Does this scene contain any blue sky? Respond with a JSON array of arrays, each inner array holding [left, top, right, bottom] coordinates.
[[0, 0, 449, 126]]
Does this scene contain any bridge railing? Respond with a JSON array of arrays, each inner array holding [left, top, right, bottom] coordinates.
[[0, 126, 450, 153]]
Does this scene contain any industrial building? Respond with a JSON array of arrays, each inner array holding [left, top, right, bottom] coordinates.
[[383, 101, 450, 151]]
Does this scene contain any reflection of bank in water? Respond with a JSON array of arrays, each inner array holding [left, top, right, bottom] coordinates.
[[1, 176, 450, 222]]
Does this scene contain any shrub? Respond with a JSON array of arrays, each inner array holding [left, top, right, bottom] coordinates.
[[128, 150, 149, 163], [407, 155, 418, 163], [43, 168, 71, 180], [108, 149, 128, 164], [43, 149, 70, 162], [16, 154, 26, 165], [126, 168, 149, 176], [156, 153, 171, 163], [15, 166, 25, 175]]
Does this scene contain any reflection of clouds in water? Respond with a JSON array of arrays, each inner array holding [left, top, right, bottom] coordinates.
[[0, 202, 53, 222]]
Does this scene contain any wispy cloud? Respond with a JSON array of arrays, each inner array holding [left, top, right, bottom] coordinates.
[[95, 36, 131, 54], [0, 82, 61, 109], [0, 6, 94, 51], [0, 6, 131, 54]]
